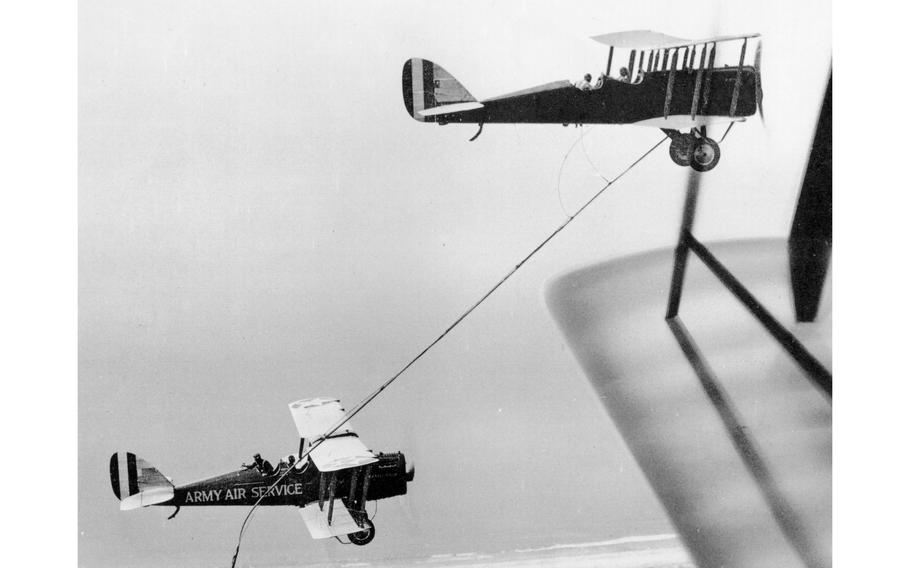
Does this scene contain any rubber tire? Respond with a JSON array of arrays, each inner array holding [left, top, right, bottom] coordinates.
[[690, 138, 721, 172], [669, 135, 695, 167], [348, 520, 375, 546]]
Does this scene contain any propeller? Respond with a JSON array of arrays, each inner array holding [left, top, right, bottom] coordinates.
[[755, 39, 764, 124]]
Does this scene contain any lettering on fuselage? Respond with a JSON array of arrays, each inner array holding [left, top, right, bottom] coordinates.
[[183, 483, 303, 503], [251, 483, 303, 499]]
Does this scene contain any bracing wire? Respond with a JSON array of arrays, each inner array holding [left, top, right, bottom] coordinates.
[[229, 134, 668, 567], [580, 130, 610, 184], [554, 127, 591, 217]]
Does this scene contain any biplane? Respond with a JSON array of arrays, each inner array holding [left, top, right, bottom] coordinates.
[[109, 398, 414, 546], [403, 31, 763, 172]]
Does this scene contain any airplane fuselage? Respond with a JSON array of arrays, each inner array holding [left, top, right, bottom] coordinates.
[[166, 451, 409, 508], [437, 67, 758, 125]]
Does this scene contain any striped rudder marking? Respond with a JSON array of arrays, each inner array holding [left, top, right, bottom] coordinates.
[[402, 58, 432, 122], [109, 452, 141, 500]]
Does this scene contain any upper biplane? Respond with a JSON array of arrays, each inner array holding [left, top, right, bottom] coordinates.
[[110, 398, 414, 546], [403, 31, 763, 172]]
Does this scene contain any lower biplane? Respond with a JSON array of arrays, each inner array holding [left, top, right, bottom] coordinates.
[[110, 398, 414, 546], [403, 31, 763, 172]]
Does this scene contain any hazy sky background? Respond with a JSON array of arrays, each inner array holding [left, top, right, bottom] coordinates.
[[79, 1, 830, 566]]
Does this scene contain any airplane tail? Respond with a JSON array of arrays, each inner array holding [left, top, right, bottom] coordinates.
[[402, 58, 476, 122], [109, 452, 175, 510]]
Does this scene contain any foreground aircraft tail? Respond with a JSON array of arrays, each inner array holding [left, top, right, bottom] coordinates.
[[402, 58, 481, 122], [109, 452, 174, 510]]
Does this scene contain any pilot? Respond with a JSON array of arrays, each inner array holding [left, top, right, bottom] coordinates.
[[242, 453, 275, 476], [575, 73, 593, 91], [275, 455, 297, 472], [618, 67, 630, 83]]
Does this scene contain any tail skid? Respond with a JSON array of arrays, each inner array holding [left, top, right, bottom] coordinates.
[[110, 452, 175, 510]]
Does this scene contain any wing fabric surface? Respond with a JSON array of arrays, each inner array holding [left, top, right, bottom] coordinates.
[[591, 30, 760, 50], [288, 398, 378, 472], [299, 499, 362, 539]]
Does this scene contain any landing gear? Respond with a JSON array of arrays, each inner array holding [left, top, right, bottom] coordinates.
[[669, 135, 695, 167], [348, 519, 375, 546], [690, 138, 721, 172], [664, 128, 721, 172]]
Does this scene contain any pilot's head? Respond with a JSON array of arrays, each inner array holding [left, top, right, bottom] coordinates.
[[254, 453, 262, 461], [287, 455, 296, 464], [620, 67, 629, 77], [584, 73, 592, 81]]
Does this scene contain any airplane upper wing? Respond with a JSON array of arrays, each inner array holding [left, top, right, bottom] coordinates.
[[590, 30, 760, 50], [288, 398, 378, 472]]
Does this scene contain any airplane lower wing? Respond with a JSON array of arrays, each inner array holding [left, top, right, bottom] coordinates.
[[633, 115, 746, 130], [299, 499, 363, 539]]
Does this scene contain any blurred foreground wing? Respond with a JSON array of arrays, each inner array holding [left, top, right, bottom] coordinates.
[[547, 240, 830, 568]]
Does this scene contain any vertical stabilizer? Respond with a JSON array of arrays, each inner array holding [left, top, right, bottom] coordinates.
[[402, 58, 476, 122], [110, 452, 174, 510]]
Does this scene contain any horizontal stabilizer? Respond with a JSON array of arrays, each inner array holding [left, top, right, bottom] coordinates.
[[418, 101, 484, 118], [299, 500, 362, 539], [119, 486, 175, 510]]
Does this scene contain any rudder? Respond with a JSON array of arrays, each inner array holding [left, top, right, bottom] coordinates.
[[110, 452, 175, 510], [402, 58, 475, 122]]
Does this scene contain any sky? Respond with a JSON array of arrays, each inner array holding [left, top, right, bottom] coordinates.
[[78, 1, 831, 566]]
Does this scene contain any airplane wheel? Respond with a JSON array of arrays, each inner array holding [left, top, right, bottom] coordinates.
[[690, 138, 721, 172], [669, 135, 695, 167], [348, 520, 375, 546]]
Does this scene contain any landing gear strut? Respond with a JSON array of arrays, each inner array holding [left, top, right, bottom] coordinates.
[[348, 519, 375, 546]]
